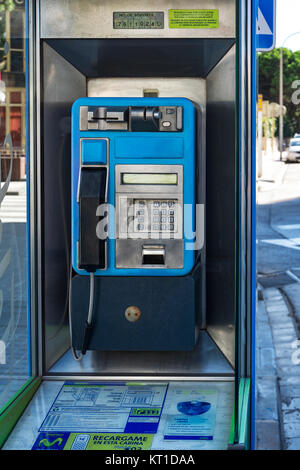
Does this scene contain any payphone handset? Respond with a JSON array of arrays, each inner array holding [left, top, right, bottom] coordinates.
[[71, 97, 196, 277]]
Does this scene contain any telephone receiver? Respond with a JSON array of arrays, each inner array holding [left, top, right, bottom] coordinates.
[[78, 167, 107, 272]]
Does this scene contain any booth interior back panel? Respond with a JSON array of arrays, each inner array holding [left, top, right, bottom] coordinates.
[[40, 38, 236, 374], [205, 46, 236, 367], [42, 43, 86, 371]]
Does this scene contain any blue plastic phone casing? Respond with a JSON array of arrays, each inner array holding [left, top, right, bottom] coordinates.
[[71, 97, 196, 276]]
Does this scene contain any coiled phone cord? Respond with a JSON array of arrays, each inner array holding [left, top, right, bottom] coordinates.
[[69, 271, 95, 361]]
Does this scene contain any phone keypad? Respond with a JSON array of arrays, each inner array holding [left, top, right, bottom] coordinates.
[[133, 199, 178, 233]]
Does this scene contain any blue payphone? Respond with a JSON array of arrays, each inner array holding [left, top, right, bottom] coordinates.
[[70, 97, 204, 355]]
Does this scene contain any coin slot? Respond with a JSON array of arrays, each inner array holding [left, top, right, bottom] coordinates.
[[142, 245, 165, 265]]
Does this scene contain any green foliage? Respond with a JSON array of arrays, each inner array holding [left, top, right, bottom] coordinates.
[[0, 10, 6, 68], [259, 48, 300, 137], [0, 1, 16, 69], [0, 1, 15, 13], [262, 116, 276, 138]]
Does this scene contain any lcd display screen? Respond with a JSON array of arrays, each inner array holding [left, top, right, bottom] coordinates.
[[122, 173, 177, 185]]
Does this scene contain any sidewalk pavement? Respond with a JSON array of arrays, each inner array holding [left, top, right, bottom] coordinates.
[[256, 288, 282, 450], [257, 284, 300, 449], [256, 149, 300, 449], [257, 150, 286, 193]]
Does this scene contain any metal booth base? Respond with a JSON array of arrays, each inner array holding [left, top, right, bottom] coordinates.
[[48, 331, 234, 377]]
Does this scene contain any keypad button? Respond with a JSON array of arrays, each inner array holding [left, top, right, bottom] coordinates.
[[153, 209, 159, 215], [168, 201, 175, 207], [169, 209, 174, 215], [138, 217, 144, 223], [153, 201, 160, 207], [153, 224, 159, 230], [137, 209, 144, 215], [161, 202, 167, 207], [160, 224, 166, 230], [161, 217, 166, 223], [139, 201, 145, 206], [153, 216, 159, 222], [169, 224, 174, 231], [161, 209, 167, 215], [169, 217, 174, 223], [137, 224, 144, 230]]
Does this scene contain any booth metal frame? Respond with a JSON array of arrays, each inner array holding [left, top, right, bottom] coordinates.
[[0, 0, 257, 450]]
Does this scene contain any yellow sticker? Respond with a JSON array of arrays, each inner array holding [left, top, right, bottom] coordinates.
[[169, 9, 219, 29], [64, 433, 154, 451]]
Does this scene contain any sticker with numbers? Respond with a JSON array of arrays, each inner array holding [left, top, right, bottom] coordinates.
[[113, 12, 164, 29]]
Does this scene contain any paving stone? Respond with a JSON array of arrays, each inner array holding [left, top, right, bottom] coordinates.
[[276, 357, 296, 368], [267, 309, 290, 322], [268, 312, 290, 326], [266, 298, 284, 304], [264, 288, 282, 299], [267, 305, 288, 314], [285, 438, 300, 450], [257, 329, 273, 347], [277, 366, 300, 378], [272, 328, 296, 338], [273, 335, 297, 344], [258, 347, 276, 372], [274, 341, 295, 350], [255, 420, 281, 450], [264, 294, 283, 301], [274, 344, 294, 358], [282, 412, 300, 428], [271, 324, 295, 332], [275, 355, 294, 365], [283, 421, 300, 439], [280, 376, 300, 386], [271, 317, 294, 326], [282, 284, 300, 327], [280, 385, 300, 399], [275, 352, 294, 362], [256, 377, 279, 421], [257, 311, 269, 323], [282, 401, 300, 415], [267, 302, 287, 309], [268, 316, 290, 324]]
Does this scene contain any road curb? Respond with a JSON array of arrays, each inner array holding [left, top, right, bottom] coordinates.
[[256, 284, 282, 449]]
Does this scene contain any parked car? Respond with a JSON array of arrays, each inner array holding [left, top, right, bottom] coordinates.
[[286, 138, 300, 162], [294, 133, 300, 138]]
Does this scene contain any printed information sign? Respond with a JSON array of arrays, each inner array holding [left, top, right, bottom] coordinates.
[[32, 432, 153, 451], [39, 382, 168, 435], [169, 10, 219, 29]]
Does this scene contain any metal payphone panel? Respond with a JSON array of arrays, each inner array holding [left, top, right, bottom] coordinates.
[[115, 164, 183, 269]]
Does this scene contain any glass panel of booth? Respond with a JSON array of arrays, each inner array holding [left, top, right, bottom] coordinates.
[[0, 0, 30, 411]]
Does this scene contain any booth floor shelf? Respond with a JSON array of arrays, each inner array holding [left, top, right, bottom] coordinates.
[[3, 380, 234, 451]]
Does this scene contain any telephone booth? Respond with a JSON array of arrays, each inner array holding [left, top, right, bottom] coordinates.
[[0, 0, 256, 450]]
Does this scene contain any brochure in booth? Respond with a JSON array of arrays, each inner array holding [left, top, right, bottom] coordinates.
[[163, 388, 217, 440]]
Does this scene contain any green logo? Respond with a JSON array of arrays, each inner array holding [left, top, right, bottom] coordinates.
[[38, 437, 63, 448], [130, 408, 160, 417]]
